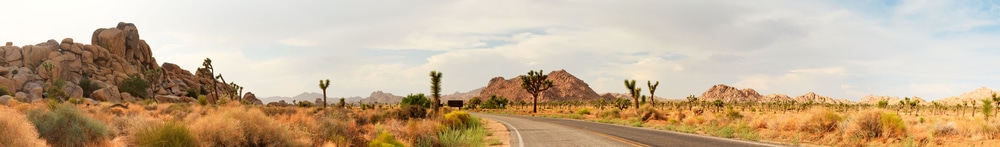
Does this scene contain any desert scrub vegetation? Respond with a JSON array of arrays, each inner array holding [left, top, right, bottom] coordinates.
[[134, 121, 198, 147], [190, 107, 297, 146], [0, 107, 46, 147], [27, 103, 111, 146]]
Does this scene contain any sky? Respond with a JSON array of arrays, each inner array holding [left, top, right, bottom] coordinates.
[[3, 0, 1000, 101]]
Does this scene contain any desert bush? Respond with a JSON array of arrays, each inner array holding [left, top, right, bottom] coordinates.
[[933, 122, 957, 136], [598, 109, 621, 119], [297, 100, 314, 107], [881, 112, 906, 138], [190, 107, 296, 146], [444, 111, 476, 129], [398, 105, 427, 119], [724, 108, 743, 120], [79, 78, 99, 97], [27, 104, 111, 146], [119, 74, 150, 98], [314, 113, 365, 146], [0, 86, 10, 96], [401, 93, 431, 108], [134, 122, 198, 147], [185, 88, 200, 98], [802, 107, 842, 133], [46, 79, 68, 100], [467, 97, 482, 109], [853, 110, 883, 139], [577, 108, 591, 115], [0, 107, 46, 147], [638, 104, 665, 121], [981, 121, 1000, 139], [437, 123, 487, 147], [368, 131, 405, 147], [197, 95, 207, 106]]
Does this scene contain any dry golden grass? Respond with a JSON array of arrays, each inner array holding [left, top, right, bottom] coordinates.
[[0, 106, 47, 147]]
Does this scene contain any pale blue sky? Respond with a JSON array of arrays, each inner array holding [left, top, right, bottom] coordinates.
[[3, 0, 1000, 101]]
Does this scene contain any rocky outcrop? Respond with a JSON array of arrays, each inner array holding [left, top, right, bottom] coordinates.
[[859, 95, 926, 105], [476, 70, 600, 102], [242, 92, 262, 105], [794, 92, 853, 104], [934, 87, 997, 105], [0, 22, 237, 104], [698, 84, 763, 102], [763, 94, 793, 102], [359, 91, 403, 103]]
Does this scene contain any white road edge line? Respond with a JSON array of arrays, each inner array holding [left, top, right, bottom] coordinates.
[[492, 118, 524, 147]]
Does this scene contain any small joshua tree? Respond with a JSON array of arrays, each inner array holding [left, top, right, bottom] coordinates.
[[624, 79, 641, 109], [647, 80, 659, 105], [521, 70, 553, 113], [319, 79, 330, 108], [430, 70, 443, 112]]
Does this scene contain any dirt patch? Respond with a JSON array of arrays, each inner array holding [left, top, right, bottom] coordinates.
[[483, 118, 511, 147]]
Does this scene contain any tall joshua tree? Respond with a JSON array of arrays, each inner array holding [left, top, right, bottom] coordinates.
[[319, 79, 331, 108], [521, 70, 553, 113], [647, 80, 659, 105], [430, 71, 443, 111], [624, 79, 641, 109]]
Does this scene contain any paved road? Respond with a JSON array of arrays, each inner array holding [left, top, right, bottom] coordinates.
[[474, 113, 779, 147]]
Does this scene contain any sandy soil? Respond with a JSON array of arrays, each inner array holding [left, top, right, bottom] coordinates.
[[483, 118, 511, 147]]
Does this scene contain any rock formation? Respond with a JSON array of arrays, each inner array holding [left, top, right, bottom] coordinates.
[[793, 92, 853, 104], [441, 87, 483, 101], [859, 95, 926, 105], [476, 70, 600, 102], [763, 94, 793, 102], [934, 87, 997, 106], [0, 22, 235, 104], [242, 92, 262, 105], [698, 84, 763, 102]]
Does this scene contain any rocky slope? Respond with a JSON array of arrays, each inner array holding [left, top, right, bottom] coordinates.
[[441, 87, 483, 101], [0, 22, 232, 104], [698, 84, 764, 102], [476, 70, 600, 102], [858, 95, 927, 105], [934, 87, 997, 105]]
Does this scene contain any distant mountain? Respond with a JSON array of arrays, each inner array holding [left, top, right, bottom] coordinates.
[[359, 91, 404, 103], [793, 92, 853, 104], [442, 87, 484, 101], [699, 84, 764, 102], [261, 92, 362, 103], [934, 87, 997, 106], [859, 95, 926, 105]]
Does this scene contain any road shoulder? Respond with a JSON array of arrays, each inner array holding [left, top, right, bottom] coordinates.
[[482, 117, 512, 147]]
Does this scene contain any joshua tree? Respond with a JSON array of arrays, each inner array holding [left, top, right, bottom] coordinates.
[[983, 99, 994, 120], [338, 97, 346, 108], [430, 70, 443, 112], [647, 80, 659, 105], [993, 93, 1000, 116], [521, 70, 553, 113], [319, 79, 330, 108], [624, 79, 641, 109], [201, 58, 217, 101], [41, 61, 56, 85], [686, 95, 698, 111], [144, 67, 164, 98]]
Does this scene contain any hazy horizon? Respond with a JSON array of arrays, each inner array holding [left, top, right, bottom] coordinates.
[[4, 0, 1000, 101]]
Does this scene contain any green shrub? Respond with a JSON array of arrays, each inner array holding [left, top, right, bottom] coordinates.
[[467, 97, 482, 109], [401, 93, 431, 108], [0, 107, 46, 146], [297, 101, 314, 107], [119, 74, 150, 98], [197, 95, 207, 106], [185, 88, 200, 98], [854, 110, 883, 139], [0, 86, 9, 96], [881, 112, 906, 137], [368, 131, 404, 147], [715, 126, 736, 138], [134, 122, 198, 147], [724, 108, 743, 120], [577, 108, 591, 115], [481, 95, 509, 109], [444, 111, 475, 129], [46, 79, 68, 100], [27, 104, 111, 146], [79, 78, 99, 97], [598, 109, 621, 118], [437, 124, 487, 147]]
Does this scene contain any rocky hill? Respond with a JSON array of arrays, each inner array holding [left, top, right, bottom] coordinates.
[[859, 95, 927, 105], [934, 87, 997, 105], [476, 70, 600, 102], [698, 84, 764, 102], [794, 92, 853, 104], [0, 22, 232, 104], [763, 94, 793, 102], [359, 90, 403, 103]]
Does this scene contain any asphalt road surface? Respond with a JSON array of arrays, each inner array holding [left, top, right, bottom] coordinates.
[[474, 113, 779, 147]]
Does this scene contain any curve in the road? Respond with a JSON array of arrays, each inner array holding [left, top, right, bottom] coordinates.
[[475, 113, 779, 147]]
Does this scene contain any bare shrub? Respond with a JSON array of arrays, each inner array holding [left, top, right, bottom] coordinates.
[[853, 110, 883, 139], [190, 107, 297, 146], [933, 122, 957, 136], [801, 107, 842, 133]]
